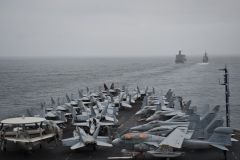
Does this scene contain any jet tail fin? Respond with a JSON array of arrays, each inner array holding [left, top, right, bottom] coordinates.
[[165, 89, 171, 97], [113, 115, 118, 124], [104, 83, 109, 91], [78, 89, 83, 98], [72, 108, 77, 123], [213, 105, 220, 113], [167, 100, 174, 108], [184, 100, 191, 110], [40, 102, 46, 117], [78, 100, 88, 112], [137, 86, 140, 94], [86, 87, 89, 95], [66, 94, 71, 103], [60, 111, 67, 122], [200, 105, 221, 129], [165, 89, 173, 101], [110, 83, 114, 90], [152, 87, 155, 94], [57, 97, 61, 106], [51, 97, 55, 105], [70, 128, 85, 150], [145, 86, 148, 94], [204, 118, 224, 139], [77, 126, 87, 138], [208, 127, 233, 147], [141, 96, 147, 108], [128, 95, 132, 104]]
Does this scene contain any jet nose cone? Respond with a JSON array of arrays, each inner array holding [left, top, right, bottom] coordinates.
[[146, 116, 154, 122], [112, 138, 121, 146], [135, 110, 144, 115]]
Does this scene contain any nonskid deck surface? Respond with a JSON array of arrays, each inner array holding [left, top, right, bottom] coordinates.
[[0, 100, 240, 160]]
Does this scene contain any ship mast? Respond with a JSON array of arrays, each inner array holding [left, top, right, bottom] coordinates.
[[219, 65, 230, 127]]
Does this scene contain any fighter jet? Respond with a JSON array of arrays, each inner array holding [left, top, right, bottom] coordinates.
[[158, 126, 237, 151], [62, 124, 112, 150], [102, 83, 121, 97], [130, 119, 190, 132], [163, 89, 174, 103], [145, 123, 190, 136], [135, 90, 176, 117], [131, 105, 223, 140], [191, 105, 222, 139], [132, 86, 149, 99], [131, 88, 141, 101], [65, 93, 79, 107], [106, 91, 133, 109], [72, 101, 118, 127], [112, 132, 164, 152], [111, 131, 184, 158], [112, 126, 237, 158], [39, 101, 67, 126], [145, 100, 191, 122], [136, 101, 174, 118]]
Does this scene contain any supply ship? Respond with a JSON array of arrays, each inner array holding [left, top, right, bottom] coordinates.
[[175, 50, 186, 63]]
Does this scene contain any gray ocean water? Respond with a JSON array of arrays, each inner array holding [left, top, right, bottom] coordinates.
[[0, 57, 239, 128]]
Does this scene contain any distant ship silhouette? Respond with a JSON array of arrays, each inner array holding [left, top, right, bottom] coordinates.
[[203, 51, 208, 63], [175, 50, 186, 63]]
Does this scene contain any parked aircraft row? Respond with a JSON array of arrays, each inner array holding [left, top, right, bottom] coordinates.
[[111, 89, 237, 158], [0, 83, 237, 159], [0, 83, 143, 152]]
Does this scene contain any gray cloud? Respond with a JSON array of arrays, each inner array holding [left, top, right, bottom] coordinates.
[[0, 0, 240, 57]]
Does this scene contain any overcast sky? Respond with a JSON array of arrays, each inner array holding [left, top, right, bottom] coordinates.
[[0, 0, 239, 57]]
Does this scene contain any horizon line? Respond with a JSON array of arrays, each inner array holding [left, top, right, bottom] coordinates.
[[0, 54, 240, 59]]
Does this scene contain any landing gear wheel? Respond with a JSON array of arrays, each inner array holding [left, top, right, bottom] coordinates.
[[223, 150, 227, 160], [135, 152, 145, 160], [93, 145, 97, 151], [1, 141, 6, 152]]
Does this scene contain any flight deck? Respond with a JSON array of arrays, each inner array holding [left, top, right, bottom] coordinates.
[[0, 99, 239, 160]]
